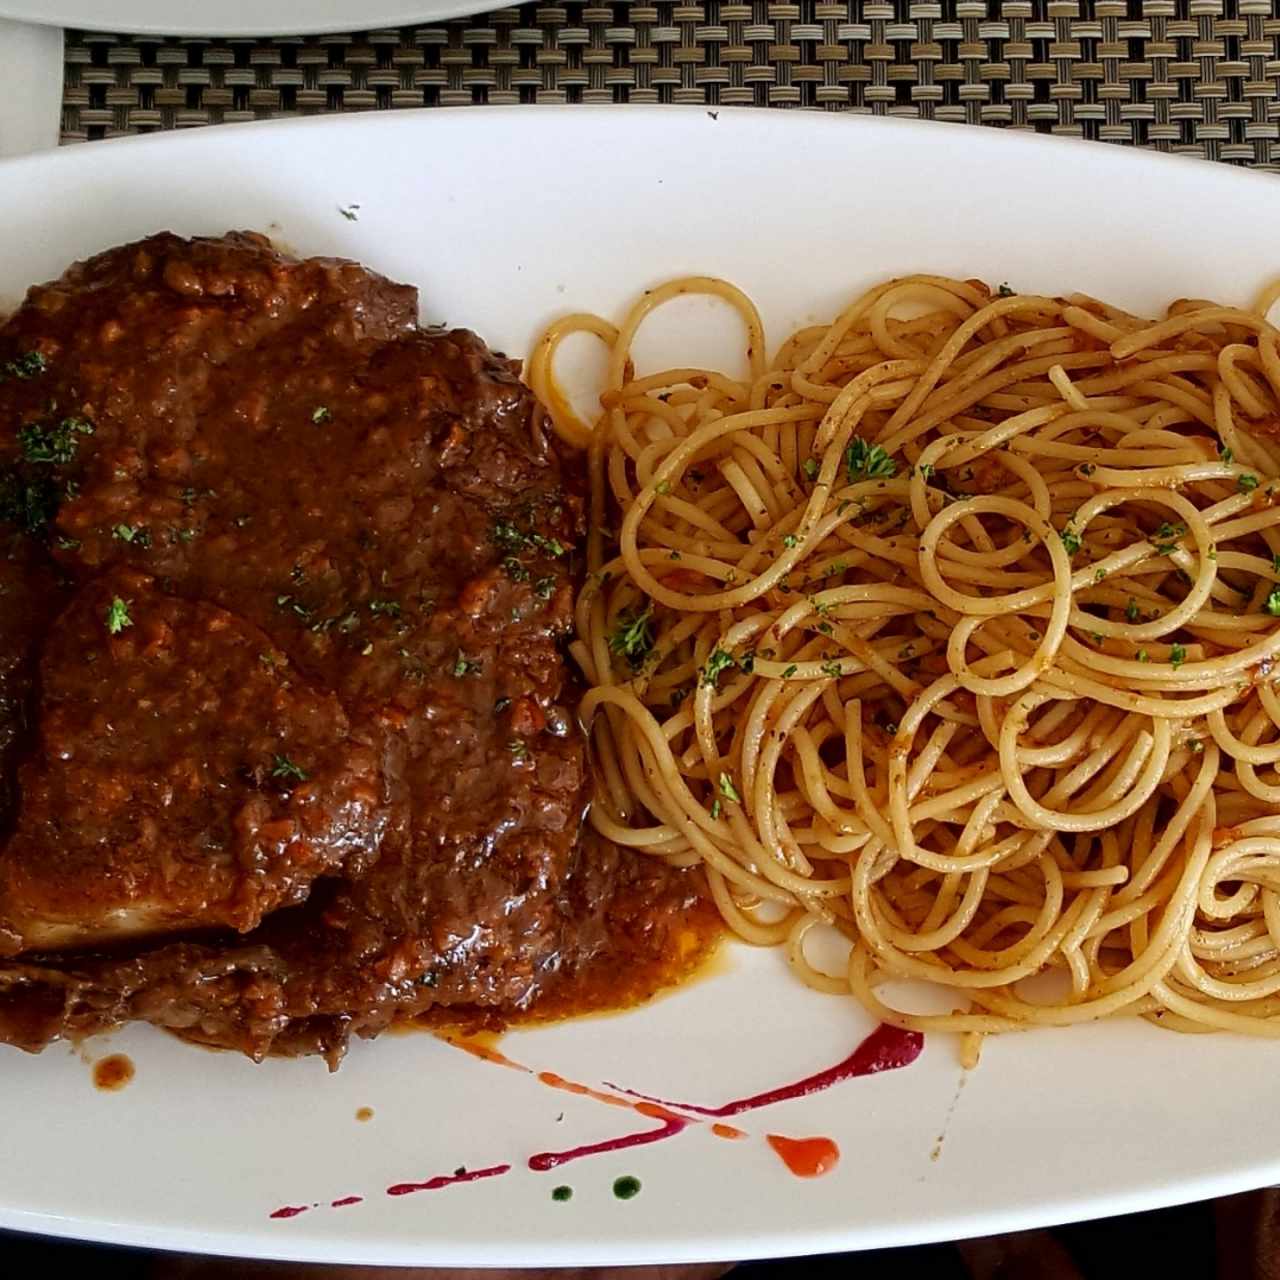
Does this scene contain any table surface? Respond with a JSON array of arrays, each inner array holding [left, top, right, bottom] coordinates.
[[51, 0, 1280, 172]]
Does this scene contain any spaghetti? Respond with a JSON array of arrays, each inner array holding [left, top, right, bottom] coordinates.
[[533, 273, 1280, 1044]]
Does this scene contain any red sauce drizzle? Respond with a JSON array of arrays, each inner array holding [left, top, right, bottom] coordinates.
[[386, 1162, 511, 1197], [766, 1134, 840, 1177], [269, 1023, 923, 1218], [331, 1195, 363, 1208], [604, 1024, 923, 1117], [529, 1109, 688, 1171]]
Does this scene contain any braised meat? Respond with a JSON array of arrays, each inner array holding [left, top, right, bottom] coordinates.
[[0, 232, 715, 1065]]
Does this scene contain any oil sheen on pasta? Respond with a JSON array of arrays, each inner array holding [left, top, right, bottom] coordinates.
[[534, 272, 1280, 1047]]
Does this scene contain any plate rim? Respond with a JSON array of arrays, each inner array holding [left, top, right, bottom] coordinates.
[[3, 105, 1280, 1265], [0, 2, 494, 37]]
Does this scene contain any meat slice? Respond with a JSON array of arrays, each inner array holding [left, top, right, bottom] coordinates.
[[0, 231, 716, 1065], [0, 572, 389, 953]]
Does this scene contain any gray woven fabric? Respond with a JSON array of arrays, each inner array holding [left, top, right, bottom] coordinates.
[[60, 1, 1280, 171]]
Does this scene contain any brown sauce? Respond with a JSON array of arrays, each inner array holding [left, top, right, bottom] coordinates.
[[92, 1053, 134, 1092], [0, 231, 719, 1069]]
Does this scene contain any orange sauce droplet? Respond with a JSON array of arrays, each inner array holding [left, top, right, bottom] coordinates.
[[355, 1107, 374, 1123], [766, 1134, 839, 1177], [711, 1123, 746, 1140], [93, 1053, 135, 1092]]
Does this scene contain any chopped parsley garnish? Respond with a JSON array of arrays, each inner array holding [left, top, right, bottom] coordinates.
[[534, 576, 557, 600], [368, 599, 402, 618], [492, 520, 566, 559], [452, 653, 478, 677], [820, 659, 842, 677], [781, 663, 798, 678], [738, 650, 755, 673], [1094, 568, 1107, 582], [1060, 528, 1081, 556], [709, 798, 722, 820], [111, 523, 151, 548], [1238, 473, 1259, 493], [918, 463, 934, 480], [717, 772, 741, 804], [802, 457, 820, 481], [270, 754, 308, 783], [1151, 521, 1186, 555], [997, 283, 1014, 297], [17, 416, 94, 465], [1125, 597, 1140, 623], [1265, 587, 1280, 617], [1219, 445, 1234, 464], [782, 534, 799, 549], [608, 606, 655, 669], [845, 438, 897, 482], [311, 406, 332, 424], [531, 532, 566, 558], [654, 480, 671, 496], [701, 647, 736, 688], [1169, 643, 1187, 669], [1137, 649, 1150, 663], [105, 597, 132, 634], [1, 350, 46, 380]]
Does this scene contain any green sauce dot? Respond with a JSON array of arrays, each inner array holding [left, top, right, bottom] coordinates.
[[612, 1175, 641, 1200], [551, 1185, 573, 1202]]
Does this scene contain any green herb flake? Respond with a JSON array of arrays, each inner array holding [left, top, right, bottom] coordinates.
[[534, 576, 557, 600], [551, 1186, 573, 1203], [782, 534, 799, 549], [802, 457, 820, 481], [452, 653, 480, 677], [1094, 568, 1107, 582], [1169, 643, 1187, 669], [1060, 528, 1082, 556], [105, 596, 132, 635], [111, 523, 151, 548], [1137, 649, 1150, 663], [508, 737, 529, 761], [716, 772, 741, 804], [368, 598, 402, 618], [709, 797, 722, 820], [654, 480, 671, 496], [1125, 598, 1140, 623], [781, 664, 798, 679], [312, 406, 332, 424], [609, 606, 655, 670], [701, 647, 736, 689], [18, 416, 94, 466], [270, 754, 308, 783], [1265, 587, 1280, 617], [612, 1176, 641, 1201], [997, 283, 1014, 298], [1, 350, 46, 380], [845, 438, 897, 482], [1238, 474, 1260, 493], [1219, 445, 1234, 464]]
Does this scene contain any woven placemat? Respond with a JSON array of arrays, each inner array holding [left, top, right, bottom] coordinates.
[[61, 1, 1280, 171]]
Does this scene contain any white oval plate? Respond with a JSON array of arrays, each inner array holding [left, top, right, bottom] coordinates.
[[2, 109, 1280, 1267], [0, 1, 492, 36]]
